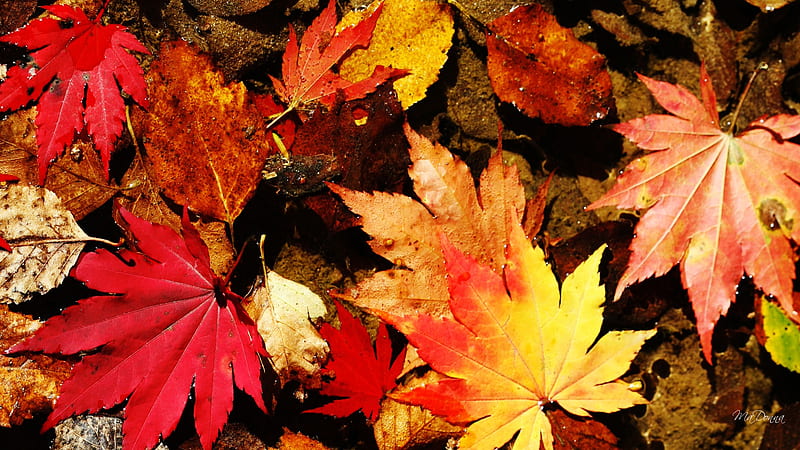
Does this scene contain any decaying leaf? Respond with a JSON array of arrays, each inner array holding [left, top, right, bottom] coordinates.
[[0, 305, 72, 427], [338, 0, 454, 108], [383, 226, 655, 450], [757, 296, 800, 373], [143, 40, 273, 224], [589, 64, 800, 361], [269, 428, 331, 450], [373, 370, 463, 450], [289, 84, 408, 230], [330, 123, 527, 317], [0, 184, 89, 303], [307, 302, 405, 421], [0, 109, 118, 220], [486, 3, 614, 126], [243, 272, 329, 387]]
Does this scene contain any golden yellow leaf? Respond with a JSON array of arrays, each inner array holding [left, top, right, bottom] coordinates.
[[338, 0, 454, 108]]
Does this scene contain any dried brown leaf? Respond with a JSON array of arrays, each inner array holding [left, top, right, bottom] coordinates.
[[143, 40, 273, 224], [0, 109, 118, 220], [0, 305, 72, 427]]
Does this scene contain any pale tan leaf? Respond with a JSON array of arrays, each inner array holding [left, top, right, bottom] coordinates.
[[0, 185, 89, 303], [244, 273, 329, 387]]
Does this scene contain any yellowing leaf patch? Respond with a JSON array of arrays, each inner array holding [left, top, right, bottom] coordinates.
[[338, 0, 454, 108], [383, 224, 655, 450]]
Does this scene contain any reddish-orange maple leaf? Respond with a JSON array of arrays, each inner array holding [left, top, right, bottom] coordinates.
[[382, 220, 654, 450], [8, 208, 266, 450], [589, 64, 800, 361], [0, 5, 149, 183], [307, 302, 405, 421], [268, 0, 404, 125]]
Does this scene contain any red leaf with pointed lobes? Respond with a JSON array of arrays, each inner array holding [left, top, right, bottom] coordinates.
[[589, 63, 800, 362], [307, 302, 406, 421], [270, 0, 406, 116], [8, 208, 267, 450], [0, 5, 149, 183]]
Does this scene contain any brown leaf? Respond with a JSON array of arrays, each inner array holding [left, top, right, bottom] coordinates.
[[0, 184, 89, 303], [143, 40, 274, 224], [269, 428, 331, 450], [374, 371, 463, 450], [0, 109, 118, 220], [547, 408, 618, 450], [286, 85, 409, 231], [486, 4, 614, 126], [0, 305, 72, 427]]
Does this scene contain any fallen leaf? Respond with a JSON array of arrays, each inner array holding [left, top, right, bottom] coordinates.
[[588, 64, 800, 361], [486, 4, 614, 126], [0, 109, 119, 220], [373, 370, 463, 450], [269, 0, 404, 120], [383, 226, 655, 450], [243, 272, 329, 387], [142, 40, 273, 224], [757, 296, 800, 373], [759, 403, 799, 449], [0, 305, 72, 427], [9, 208, 267, 450], [0, 184, 89, 303], [0, 5, 149, 183], [269, 428, 331, 450], [547, 408, 618, 450], [330, 123, 526, 317], [338, 0, 454, 108], [743, 0, 796, 12], [307, 302, 405, 422], [286, 84, 408, 231]]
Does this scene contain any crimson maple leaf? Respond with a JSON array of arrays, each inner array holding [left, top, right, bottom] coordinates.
[[8, 208, 267, 450], [307, 301, 406, 421], [268, 0, 405, 126], [0, 5, 149, 183], [589, 64, 800, 361]]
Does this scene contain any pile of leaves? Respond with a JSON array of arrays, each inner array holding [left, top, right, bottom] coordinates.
[[2, 0, 800, 449]]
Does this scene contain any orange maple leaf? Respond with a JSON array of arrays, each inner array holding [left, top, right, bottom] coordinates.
[[329, 124, 527, 318], [589, 64, 800, 361], [381, 221, 654, 450]]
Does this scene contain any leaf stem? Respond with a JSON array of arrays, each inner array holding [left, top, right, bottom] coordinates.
[[220, 235, 258, 289], [10, 236, 124, 247], [95, 0, 112, 23], [727, 62, 769, 134]]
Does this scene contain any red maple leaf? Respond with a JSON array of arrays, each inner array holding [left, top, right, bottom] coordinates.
[[589, 64, 800, 361], [8, 208, 267, 450], [307, 301, 406, 421], [0, 5, 149, 183], [268, 0, 405, 126]]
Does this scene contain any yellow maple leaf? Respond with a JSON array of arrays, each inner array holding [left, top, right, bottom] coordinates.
[[383, 220, 656, 450]]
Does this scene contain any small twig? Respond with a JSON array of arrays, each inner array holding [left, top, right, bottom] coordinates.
[[10, 236, 124, 247], [728, 62, 769, 134]]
